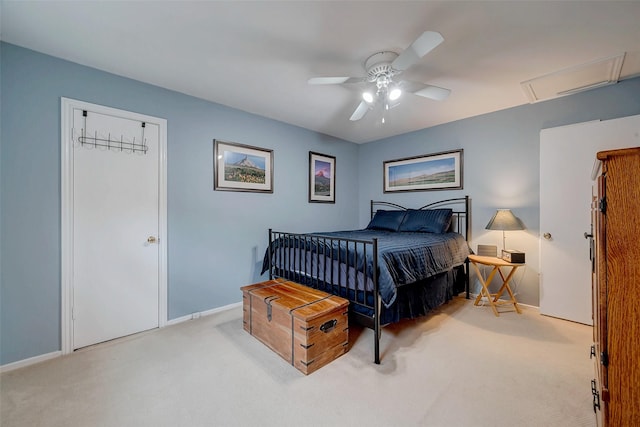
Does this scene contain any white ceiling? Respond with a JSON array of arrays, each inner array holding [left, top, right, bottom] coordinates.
[[2, 1, 640, 144]]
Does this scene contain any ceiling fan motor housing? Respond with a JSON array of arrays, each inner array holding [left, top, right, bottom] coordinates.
[[364, 51, 400, 82]]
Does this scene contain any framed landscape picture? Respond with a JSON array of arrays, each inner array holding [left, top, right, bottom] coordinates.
[[213, 140, 273, 193], [383, 149, 463, 193], [309, 151, 335, 203]]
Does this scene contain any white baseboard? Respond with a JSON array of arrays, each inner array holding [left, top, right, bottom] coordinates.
[[2, 302, 243, 372], [0, 350, 62, 373], [166, 301, 242, 326]]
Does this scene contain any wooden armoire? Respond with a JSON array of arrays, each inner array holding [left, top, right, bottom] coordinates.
[[590, 147, 640, 426]]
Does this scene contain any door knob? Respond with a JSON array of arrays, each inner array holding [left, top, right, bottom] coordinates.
[[584, 232, 593, 239], [147, 236, 158, 244], [543, 232, 552, 240]]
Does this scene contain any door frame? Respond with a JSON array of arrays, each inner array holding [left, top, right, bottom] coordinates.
[[60, 97, 168, 354]]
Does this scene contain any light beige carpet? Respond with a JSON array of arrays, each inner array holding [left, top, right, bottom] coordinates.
[[1, 298, 595, 427]]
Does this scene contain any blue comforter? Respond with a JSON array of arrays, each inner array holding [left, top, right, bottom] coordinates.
[[262, 229, 470, 308]]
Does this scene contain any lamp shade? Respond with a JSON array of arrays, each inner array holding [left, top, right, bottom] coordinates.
[[485, 209, 525, 231]]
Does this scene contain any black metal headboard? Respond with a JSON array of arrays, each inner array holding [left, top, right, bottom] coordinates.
[[370, 195, 470, 242]]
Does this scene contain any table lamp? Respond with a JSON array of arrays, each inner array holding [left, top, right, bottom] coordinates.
[[485, 209, 525, 251]]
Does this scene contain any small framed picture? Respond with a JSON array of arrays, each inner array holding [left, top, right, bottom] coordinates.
[[309, 151, 336, 203], [384, 149, 463, 192], [213, 140, 273, 193]]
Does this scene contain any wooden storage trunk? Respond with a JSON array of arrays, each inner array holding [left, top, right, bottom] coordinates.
[[241, 280, 349, 375]]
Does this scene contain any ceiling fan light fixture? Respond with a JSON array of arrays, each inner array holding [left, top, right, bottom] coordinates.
[[362, 91, 374, 103], [388, 87, 401, 101]]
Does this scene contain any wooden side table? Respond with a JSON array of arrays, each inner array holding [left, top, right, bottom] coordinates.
[[468, 254, 523, 316]]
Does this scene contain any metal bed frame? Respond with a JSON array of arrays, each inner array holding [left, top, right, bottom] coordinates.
[[267, 196, 470, 364]]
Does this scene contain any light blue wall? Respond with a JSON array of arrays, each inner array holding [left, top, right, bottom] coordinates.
[[0, 43, 359, 364], [3, 41, 640, 365], [357, 77, 640, 306]]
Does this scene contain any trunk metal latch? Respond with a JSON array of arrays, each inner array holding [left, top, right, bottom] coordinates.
[[263, 296, 279, 322]]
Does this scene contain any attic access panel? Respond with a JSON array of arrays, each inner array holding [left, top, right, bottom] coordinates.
[[521, 53, 625, 103]]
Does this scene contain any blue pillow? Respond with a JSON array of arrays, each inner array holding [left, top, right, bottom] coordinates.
[[366, 210, 407, 231], [398, 209, 453, 233]]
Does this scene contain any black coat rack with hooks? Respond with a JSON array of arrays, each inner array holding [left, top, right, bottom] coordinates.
[[74, 110, 148, 154]]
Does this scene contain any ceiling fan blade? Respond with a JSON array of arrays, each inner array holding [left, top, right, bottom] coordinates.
[[308, 76, 363, 85], [391, 31, 444, 71], [407, 83, 451, 101], [349, 101, 370, 121], [414, 85, 451, 101]]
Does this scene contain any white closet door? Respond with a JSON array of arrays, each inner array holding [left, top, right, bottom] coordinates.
[[539, 114, 640, 324], [72, 108, 160, 349]]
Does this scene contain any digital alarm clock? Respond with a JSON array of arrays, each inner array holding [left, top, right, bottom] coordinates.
[[502, 249, 525, 263]]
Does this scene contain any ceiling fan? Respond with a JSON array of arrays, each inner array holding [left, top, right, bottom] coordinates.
[[308, 31, 451, 122]]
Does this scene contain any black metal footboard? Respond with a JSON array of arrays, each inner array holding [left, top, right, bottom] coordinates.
[[267, 229, 383, 364]]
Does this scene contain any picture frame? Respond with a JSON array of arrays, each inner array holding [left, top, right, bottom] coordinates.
[[383, 149, 463, 193], [213, 139, 273, 193], [309, 151, 336, 203]]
